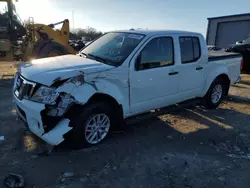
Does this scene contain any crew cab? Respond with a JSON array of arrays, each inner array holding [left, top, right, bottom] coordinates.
[[13, 30, 242, 148]]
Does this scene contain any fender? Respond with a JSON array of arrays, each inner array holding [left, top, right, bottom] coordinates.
[[56, 73, 130, 117], [200, 65, 229, 97]]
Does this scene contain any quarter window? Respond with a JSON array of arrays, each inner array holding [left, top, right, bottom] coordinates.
[[179, 37, 201, 63], [137, 37, 174, 70]]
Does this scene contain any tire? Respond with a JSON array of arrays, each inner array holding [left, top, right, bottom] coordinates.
[[203, 78, 226, 109], [68, 102, 114, 149], [38, 42, 69, 58]]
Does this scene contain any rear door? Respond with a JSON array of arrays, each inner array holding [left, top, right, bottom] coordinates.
[[177, 36, 206, 99], [129, 36, 179, 114]]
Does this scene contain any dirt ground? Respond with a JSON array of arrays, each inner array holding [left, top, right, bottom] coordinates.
[[1, 62, 250, 188]]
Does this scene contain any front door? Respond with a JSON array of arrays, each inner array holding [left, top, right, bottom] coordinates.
[[129, 36, 179, 114]]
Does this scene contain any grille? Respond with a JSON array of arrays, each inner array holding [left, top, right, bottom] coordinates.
[[14, 74, 36, 100]]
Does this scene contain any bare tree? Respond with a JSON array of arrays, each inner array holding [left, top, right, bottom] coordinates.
[[72, 27, 103, 41]]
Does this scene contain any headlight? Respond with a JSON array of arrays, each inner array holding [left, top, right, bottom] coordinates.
[[30, 86, 59, 105]]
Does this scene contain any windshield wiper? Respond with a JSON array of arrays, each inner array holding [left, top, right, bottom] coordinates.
[[87, 53, 108, 64], [79, 52, 88, 57], [79, 52, 118, 66]]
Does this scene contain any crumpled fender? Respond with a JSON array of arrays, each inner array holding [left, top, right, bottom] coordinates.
[[55, 72, 129, 116]]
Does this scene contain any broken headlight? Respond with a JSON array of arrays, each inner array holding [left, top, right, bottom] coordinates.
[[46, 93, 75, 116], [30, 86, 59, 105]]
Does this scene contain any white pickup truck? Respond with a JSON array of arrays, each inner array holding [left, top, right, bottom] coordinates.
[[13, 30, 242, 148]]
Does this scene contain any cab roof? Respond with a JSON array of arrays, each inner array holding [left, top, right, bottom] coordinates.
[[111, 29, 201, 37]]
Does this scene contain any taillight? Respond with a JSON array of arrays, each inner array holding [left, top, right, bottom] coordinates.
[[240, 58, 244, 71]]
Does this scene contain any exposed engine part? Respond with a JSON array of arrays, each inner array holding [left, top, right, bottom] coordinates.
[[46, 93, 75, 117]]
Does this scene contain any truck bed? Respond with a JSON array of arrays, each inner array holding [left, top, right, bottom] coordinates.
[[208, 51, 242, 62]]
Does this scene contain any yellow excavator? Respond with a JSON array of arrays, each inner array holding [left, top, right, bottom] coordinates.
[[0, 0, 78, 61]]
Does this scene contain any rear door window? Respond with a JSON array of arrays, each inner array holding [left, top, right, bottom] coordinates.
[[179, 37, 201, 63]]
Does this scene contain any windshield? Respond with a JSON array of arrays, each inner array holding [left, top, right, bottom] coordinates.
[[80, 32, 145, 66]]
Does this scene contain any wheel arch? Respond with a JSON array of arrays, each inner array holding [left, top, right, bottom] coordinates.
[[215, 74, 230, 96], [65, 92, 124, 123], [88, 93, 123, 113], [202, 68, 230, 97]]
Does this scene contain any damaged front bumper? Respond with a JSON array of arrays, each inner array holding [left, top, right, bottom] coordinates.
[[13, 94, 72, 146]]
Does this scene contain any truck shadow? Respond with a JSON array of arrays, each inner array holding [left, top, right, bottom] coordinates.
[[226, 95, 250, 105], [240, 79, 250, 86], [232, 84, 248, 89], [106, 104, 250, 155], [56, 98, 250, 156]]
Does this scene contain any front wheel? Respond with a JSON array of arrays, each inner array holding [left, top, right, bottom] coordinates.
[[203, 78, 226, 109], [68, 102, 113, 149]]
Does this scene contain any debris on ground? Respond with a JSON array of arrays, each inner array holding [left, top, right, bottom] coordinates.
[[233, 146, 242, 152], [59, 172, 75, 184], [0, 136, 4, 141], [218, 176, 226, 182], [62, 172, 75, 178], [4, 173, 24, 188], [58, 172, 79, 187]]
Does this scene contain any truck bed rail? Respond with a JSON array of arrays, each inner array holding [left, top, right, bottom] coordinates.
[[208, 52, 241, 62]]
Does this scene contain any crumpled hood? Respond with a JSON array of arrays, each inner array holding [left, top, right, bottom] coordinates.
[[19, 55, 114, 86]]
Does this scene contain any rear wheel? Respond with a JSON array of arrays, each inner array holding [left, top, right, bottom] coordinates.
[[203, 78, 226, 109], [68, 102, 114, 149]]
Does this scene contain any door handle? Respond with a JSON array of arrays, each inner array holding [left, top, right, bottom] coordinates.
[[196, 67, 203, 70], [169, 71, 179, 75]]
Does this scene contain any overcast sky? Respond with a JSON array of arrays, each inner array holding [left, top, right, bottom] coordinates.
[[16, 0, 250, 36]]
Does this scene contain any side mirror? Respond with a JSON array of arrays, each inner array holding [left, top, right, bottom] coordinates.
[[236, 40, 243, 44], [135, 54, 141, 70]]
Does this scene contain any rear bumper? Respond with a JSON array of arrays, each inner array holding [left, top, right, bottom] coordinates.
[[13, 94, 72, 145]]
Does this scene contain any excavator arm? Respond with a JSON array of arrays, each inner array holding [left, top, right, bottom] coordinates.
[[30, 19, 76, 57]]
